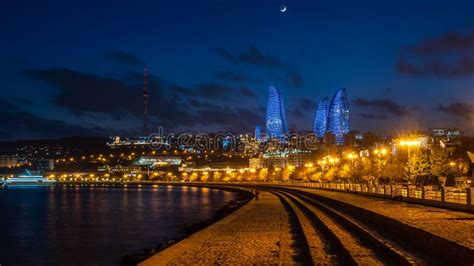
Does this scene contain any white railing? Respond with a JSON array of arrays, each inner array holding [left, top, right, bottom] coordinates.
[[274, 182, 473, 207]]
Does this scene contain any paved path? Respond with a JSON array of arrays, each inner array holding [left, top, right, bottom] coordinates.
[[140, 186, 473, 265], [140, 191, 298, 265], [294, 187, 474, 249]]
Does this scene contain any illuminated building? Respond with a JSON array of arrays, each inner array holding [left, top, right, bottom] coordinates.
[[134, 156, 182, 167], [249, 157, 264, 169], [266, 84, 288, 138], [98, 164, 141, 174], [263, 150, 312, 168], [430, 128, 463, 140], [107, 136, 169, 148], [37, 159, 55, 171], [238, 134, 260, 155], [313, 97, 329, 138], [0, 155, 18, 168], [327, 88, 350, 145], [255, 125, 262, 141]]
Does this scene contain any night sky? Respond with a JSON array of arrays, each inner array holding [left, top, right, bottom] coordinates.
[[1, 0, 473, 140]]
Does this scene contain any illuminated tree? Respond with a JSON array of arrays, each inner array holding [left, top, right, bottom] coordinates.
[[430, 147, 450, 177], [212, 172, 222, 182], [350, 158, 372, 182], [309, 171, 323, 182], [338, 164, 351, 181], [448, 160, 469, 177], [381, 157, 405, 183], [201, 172, 209, 182], [405, 151, 430, 183], [323, 167, 337, 182], [258, 168, 268, 181], [191, 173, 201, 182], [236, 173, 243, 182], [281, 166, 294, 182]]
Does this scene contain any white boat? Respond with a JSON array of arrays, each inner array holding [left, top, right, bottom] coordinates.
[[4, 170, 56, 187]]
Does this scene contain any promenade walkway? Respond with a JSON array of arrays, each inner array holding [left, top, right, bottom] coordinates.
[[140, 191, 298, 265], [294, 187, 474, 249], [140, 185, 473, 265]]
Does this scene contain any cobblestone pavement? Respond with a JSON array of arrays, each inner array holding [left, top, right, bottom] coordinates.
[[294, 187, 474, 249], [140, 191, 298, 265]]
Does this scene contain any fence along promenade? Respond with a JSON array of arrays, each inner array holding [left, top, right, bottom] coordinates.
[[257, 182, 474, 212]]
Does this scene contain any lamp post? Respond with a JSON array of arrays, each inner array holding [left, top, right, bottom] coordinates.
[[373, 148, 388, 181], [346, 153, 358, 182], [399, 140, 421, 183]]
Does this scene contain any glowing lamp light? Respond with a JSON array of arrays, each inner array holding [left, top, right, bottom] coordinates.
[[399, 140, 421, 146]]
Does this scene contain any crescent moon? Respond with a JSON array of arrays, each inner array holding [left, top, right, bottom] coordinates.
[[280, 6, 287, 12]]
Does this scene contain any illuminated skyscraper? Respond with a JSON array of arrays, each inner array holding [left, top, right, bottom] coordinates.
[[266, 84, 288, 138], [327, 88, 350, 145], [313, 97, 329, 138], [255, 125, 262, 141]]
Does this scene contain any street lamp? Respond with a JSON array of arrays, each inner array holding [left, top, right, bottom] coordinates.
[[373, 148, 388, 157], [399, 140, 420, 158], [399, 139, 421, 182]]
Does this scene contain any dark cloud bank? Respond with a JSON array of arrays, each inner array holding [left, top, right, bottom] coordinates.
[[18, 66, 264, 139], [396, 30, 474, 77], [216, 47, 304, 87]]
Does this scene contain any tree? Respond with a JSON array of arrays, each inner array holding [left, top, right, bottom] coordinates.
[[338, 164, 351, 181], [448, 160, 469, 177], [323, 167, 337, 182], [430, 147, 450, 177], [350, 158, 372, 182], [405, 151, 430, 184], [381, 157, 405, 183], [309, 171, 323, 182]]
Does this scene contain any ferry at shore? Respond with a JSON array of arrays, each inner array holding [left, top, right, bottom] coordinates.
[[2, 170, 56, 187]]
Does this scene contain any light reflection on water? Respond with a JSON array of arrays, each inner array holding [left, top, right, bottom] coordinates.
[[0, 185, 235, 266]]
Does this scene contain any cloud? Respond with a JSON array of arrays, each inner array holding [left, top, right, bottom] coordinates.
[[0, 99, 106, 140], [194, 83, 235, 99], [357, 113, 387, 120], [24, 68, 143, 117], [171, 82, 255, 101], [288, 98, 314, 122], [290, 108, 304, 118], [239, 88, 256, 97], [23, 67, 200, 130], [286, 70, 304, 87], [216, 47, 284, 68], [406, 31, 474, 55], [396, 56, 474, 77], [195, 106, 263, 132], [105, 50, 146, 67], [215, 69, 248, 82], [216, 47, 304, 87], [295, 98, 314, 109], [22, 67, 263, 133], [435, 102, 474, 119], [12, 97, 34, 105], [396, 30, 474, 77], [353, 98, 413, 116]]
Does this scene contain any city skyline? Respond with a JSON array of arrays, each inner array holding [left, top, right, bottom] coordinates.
[[1, 2, 473, 266], [1, 0, 474, 140]]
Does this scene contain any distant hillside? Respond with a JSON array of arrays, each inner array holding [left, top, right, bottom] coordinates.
[[0, 136, 108, 154]]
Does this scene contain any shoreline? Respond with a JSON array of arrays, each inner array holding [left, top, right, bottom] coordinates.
[[120, 185, 254, 266]]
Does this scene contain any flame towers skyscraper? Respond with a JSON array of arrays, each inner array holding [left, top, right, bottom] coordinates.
[[266, 84, 288, 138], [327, 88, 350, 145], [313, 97, 329, 138]]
